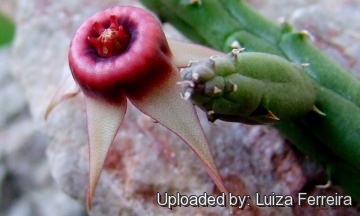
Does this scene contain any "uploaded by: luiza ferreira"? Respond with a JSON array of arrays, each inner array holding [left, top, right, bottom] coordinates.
[[156, 192, 352, 210]]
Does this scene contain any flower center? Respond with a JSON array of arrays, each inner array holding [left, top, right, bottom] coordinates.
[[88, 15, 131, 58]]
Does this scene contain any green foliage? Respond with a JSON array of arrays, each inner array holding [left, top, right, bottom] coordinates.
[[0, 12, 15, 46], [140, 0, 360, 202], [181, 52, 315, 124]]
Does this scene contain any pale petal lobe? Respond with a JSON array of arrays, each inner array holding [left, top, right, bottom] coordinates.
[[168, 39, 225, 67], [127, 66, 228, 199], [84, 94, 127, 210]]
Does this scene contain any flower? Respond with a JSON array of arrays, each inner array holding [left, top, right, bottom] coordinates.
[[47, 6, 228, 211]]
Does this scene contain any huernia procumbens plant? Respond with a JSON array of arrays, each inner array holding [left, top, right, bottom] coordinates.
[[140, 0, 360, 201], [45, 0, 360, 211], [180, 51, 316, 124], [47, 6, 234, 211]]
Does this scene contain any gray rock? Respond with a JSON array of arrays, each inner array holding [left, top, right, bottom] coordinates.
[[0, 48, 27, 127], [0, 5, 87, 216]]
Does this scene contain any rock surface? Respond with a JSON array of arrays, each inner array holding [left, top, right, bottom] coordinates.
[[1, 0, 359, 215]]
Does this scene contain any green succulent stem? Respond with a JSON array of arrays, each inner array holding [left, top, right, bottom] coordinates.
[[140, 0, 360, 202], [180, 52, 315, 124]]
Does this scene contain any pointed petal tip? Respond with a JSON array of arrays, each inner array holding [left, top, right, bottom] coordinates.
[[45, 102, 56, 120], [45, 75, 80, 120], [84, 94, 127, 212], [127, 66, 228, 205], [45, 90, 80, 120], [86, 189, 94, 212]]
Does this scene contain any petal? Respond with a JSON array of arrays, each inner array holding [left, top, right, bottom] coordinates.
[[45, 74, 80, 120], [84, 94, 127, 210], [167, 39, 225, 67], [126, 65, 228, 197]]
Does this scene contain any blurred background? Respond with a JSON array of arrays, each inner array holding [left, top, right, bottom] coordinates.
[[1, 0, 360, 215]]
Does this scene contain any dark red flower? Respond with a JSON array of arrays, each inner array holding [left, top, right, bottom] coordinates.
[[49, 6, 229, 212]]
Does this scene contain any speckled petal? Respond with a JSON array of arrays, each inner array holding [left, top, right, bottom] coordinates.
[[84, 94, 127, 210], [126, 65, 228, 200]]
